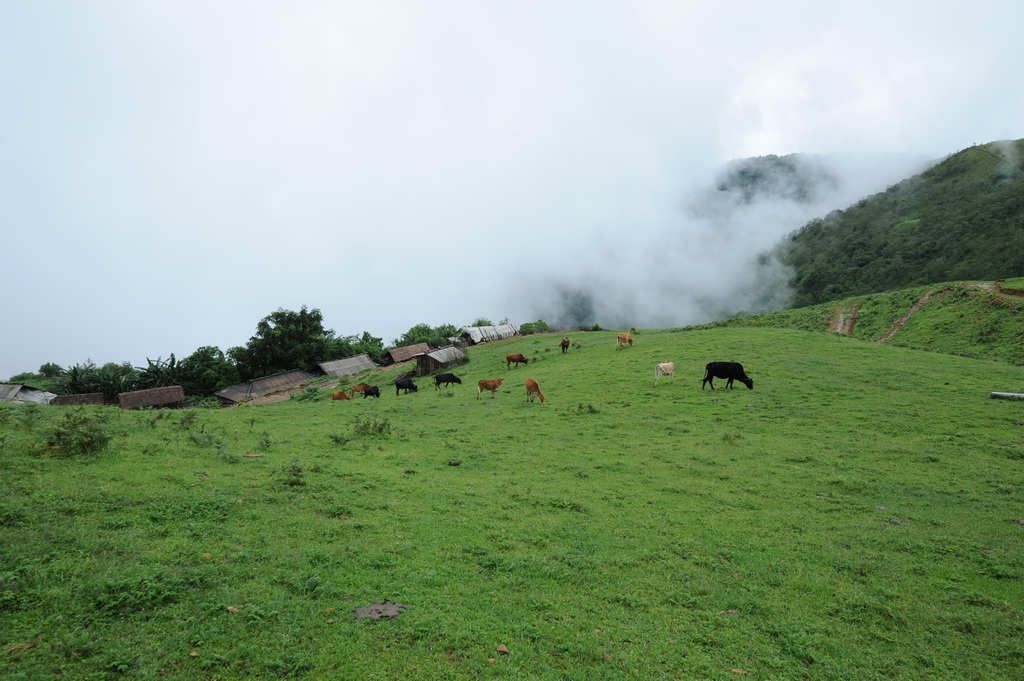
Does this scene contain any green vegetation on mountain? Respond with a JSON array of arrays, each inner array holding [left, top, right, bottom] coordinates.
[[782, 140, 1024, 307], [693, 279, 1024, 365]]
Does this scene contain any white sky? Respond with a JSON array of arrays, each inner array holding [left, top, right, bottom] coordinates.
[[2, 1, 1022, 379]]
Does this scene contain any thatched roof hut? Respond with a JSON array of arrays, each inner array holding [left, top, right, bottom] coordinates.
[[319, 354, 378, 377], [214, 370, 317, 403], [50, 392, 106, 406], [459, 324, 519, 345], [0, 383, 57, 405], [383, 343, 430, 365], [117, 385, 186, 409], [415, 345, 468, 377]]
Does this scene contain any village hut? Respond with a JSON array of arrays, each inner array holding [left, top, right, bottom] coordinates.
[[414, 345, 468, 377], [0, 383, 58, 405], [117, 385, 186, 409], [319, 353, 378, 377], [458, 324, 519, 345], [214, 370, 317, 404], [382, 343, 430, 366], [50, 393, 107, 406]]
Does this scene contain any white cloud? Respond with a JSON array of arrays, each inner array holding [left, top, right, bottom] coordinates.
[[1, 0, 1022, 379]]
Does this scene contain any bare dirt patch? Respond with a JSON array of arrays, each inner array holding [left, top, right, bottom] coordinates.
[[828, 304, 861, 336]]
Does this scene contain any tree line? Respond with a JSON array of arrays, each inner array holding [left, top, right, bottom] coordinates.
[[9, 307, 548, 400]]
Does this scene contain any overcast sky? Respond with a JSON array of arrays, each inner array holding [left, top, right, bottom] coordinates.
[[2, 1, 1022, 380]]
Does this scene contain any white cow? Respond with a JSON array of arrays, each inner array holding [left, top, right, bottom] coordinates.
[[654, 361, 675, 387]]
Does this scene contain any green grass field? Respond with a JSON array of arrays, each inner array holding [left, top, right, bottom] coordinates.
[[696, 281, 1024, 366], [3, 328, 1023, 679]]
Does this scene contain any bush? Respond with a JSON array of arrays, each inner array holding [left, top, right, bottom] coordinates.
[[519, 319, 550, 335], [46, 408, 113, 457], [353, 414, 392, 437], [294, 387, 320, 402]]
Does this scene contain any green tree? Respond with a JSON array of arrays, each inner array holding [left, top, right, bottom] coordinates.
[[229, 306, 331, 380], [350, 331, 386, 364], [136, 355, 181, 389], [179, 346, 240, 396], [471, 317, 493, 327], [55, 361, 138, 401], [519, 319, 550, 335], [39, 363, 63, 378], [393, 323, 459, 349]]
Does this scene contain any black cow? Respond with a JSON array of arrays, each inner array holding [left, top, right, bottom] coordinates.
[[434, 373, 462, 389], [395, 378, 418, 395], [363, 386, 380, 398], [701, 362, 754, 390]]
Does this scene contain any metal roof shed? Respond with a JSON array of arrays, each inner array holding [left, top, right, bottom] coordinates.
[[0, 383, 57, 404], [319, 354, 378, 377], [459, 324, 519, 345], [415, 345, 467, 376], [214, 370, 317, 403]]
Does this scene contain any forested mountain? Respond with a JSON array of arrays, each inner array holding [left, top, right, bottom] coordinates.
[[780, 139, 1024, 307]]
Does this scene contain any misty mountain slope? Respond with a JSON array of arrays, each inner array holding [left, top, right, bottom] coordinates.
[[688, 278, 1024, 366], [781, 139, 1024, 307], [517, 152, 929, 330]]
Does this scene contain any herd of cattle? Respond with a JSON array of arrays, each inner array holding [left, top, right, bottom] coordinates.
[[329, 333, 753, 404]]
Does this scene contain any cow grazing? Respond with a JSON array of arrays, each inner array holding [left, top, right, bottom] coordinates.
[[560, 337, 570, 354], [701, 361, 754, 390], [363, 386, 381, 398], [435, 373, 462, 389], [506, 353, 529, 369], [654, 361, 675, 387], [331, 390, 352, 401], [616, 332, 634, 349], [477, 377, 504, 399], [395, 378, 418, 395], [525, 378, 545, 404], [350, 382, 371, 396]]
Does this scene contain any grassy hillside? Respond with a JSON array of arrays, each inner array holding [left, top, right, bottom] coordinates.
[[696, 280, 1024, 366], [781, 139, 1024, 307], [2, 328, 1023, 679]]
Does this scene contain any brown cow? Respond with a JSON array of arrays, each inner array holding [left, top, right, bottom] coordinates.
[[525, 378, 545, 404], [560, 337, 570, 354], [616, 332, 634, 349], [506, 353, 529, 369], [477, 377, 504, 399], [350, 382, 371, 396], [331, 390, 352, 401]]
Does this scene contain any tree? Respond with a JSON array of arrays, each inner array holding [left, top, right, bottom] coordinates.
[[471, 317, 493, 327], [136, 355, 181, 389], [350, 331, 386, 364], [519, 320, 550, 335], [54, 360, 138, 401], [230, 306, 331, 380], [38, 363, 63, 378], [393, 323, 459, 349], [179, 346, 240, 396]]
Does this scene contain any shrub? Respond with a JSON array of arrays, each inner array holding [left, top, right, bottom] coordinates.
[[519, 319, 550, 335], [294, 387, 320, 402], [353, 414, 392, 437], [46, 408, 113, 457], [275, 460, 306, 488]]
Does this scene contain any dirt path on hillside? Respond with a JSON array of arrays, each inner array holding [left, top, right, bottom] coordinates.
[[828, 304, 861, 336], [876, 287, 940, 344], [991, 280, 1024, 298]]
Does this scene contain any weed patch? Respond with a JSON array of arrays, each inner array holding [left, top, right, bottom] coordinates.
[[46, 407, 114, 456], [353, 414, 392, 437]]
